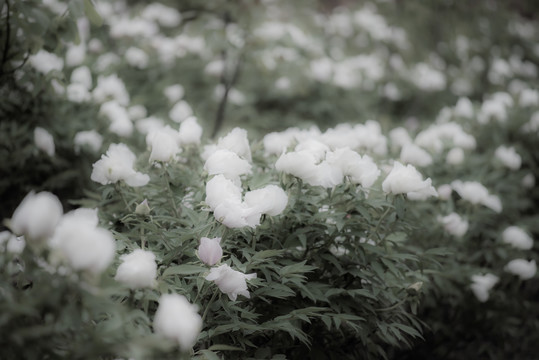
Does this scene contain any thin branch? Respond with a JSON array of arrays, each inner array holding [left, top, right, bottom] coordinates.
[[1, 0, 11, 74]]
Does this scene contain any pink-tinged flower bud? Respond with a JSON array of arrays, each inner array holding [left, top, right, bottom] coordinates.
[[197, 237, 223, 266]]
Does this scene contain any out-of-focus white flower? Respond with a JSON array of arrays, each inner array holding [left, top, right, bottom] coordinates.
[[400, 143, 433, 167], [382, 161, 437, 199], [451, 180, 502, 213], [438, 213, 469, 237], [115, 249, 157, 289], [29, 49, 64, 74], [164, 84, 185, 103], [309, 58, 333, 82], [10, 191, 63, 243], [49, 208, 115, 274], [136, 116, 165, 135], [34, 127, 55, 156], [519, 89, 539, 107], [128, 104, 147, 120], [93, 74, 130, 106], [204, 149, 252, 181], [244, 185, 288, 216], [502, 226, 533, 250], [74, 130, 103, 153], [494, 146, 521, 170], [204, 60, 225, 77], [437, 184, 453, 200], [205, 264, 256, 301], [446, 147, 465, 165], [522, 173, 535, 188], [504, 259, 536, 280], [125, 46, 149, 69], [65, 43, 86, 67], [99, 100, 133, 137], [178, 117, 202, 145], [141, 3, 181, 27], [470, 273, 499, 302], [153, 294, 202, 351], [453, 97, 474, 118], [7, 235, 26, 254], [67, 82, 92, 103], [410, 63, 446, 91], [169, 100, 193, 123], [146, 126, 181, 163], [198, 237, 223, 266], [389, 127, 412, 152], [70, 66, 92, 89], [91, 143, 150, 187]]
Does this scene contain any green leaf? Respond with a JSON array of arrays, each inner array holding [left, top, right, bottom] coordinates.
[[208, 344, 244, 352], [84, 0, 103, 26], [162, 264, 206, 277]]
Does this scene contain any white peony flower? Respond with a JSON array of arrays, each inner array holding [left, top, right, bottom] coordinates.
[[437, 184, 453, 200], [99, 100, 133, 137], [522, 173, 535, 188], [389, 127, 412, 151], [504, 259, 537, 280], [10, 191, 63, 243], [34, 127, 55, 156], [451, 180, 502, 213], [453, 97, 474, 118], [147, 126, 181, 163], [326, 148, 380, 188], [74, 130, 103, 153], [178, 117, 203, 145], [164, 84, 185, 103], [66, 83, 92, 103], [204, 149, 252, 182], [29, 49, 64, 74], [205, 264, 257, 301], [49, 208, 115, 274], [446, 147, 465, 165], [216, 128, 252, 162], [70, 65, 92, 89], [470, 273, 499, 302], [197, 237, 223, 266], [244, 185, 288, 216], [125, 46, 149, 69], [205, 175, 243, 211], [382, 161, 437, 199], [169, 100, 193, 123], [213, 201, 254, 228], [91, 143, 150, 187], [502, 226, 533, 250], [438, 213, 469, 237], [92, 74, 130, 106], [494, 146, 522, 170], [115, 249, 157, 289], [400, 143, 433, 167], [128, 104, 148, 120], [153, 294, 202, 351]]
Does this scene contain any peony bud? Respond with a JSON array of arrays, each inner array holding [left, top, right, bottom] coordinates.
[[198, 237, 223, 266], [135, 199, 151, 215]]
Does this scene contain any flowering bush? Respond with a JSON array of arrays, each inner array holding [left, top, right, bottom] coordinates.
[[1, 0, 539, 359]]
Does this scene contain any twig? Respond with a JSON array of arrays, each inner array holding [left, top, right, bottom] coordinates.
[[1, 0, 11, 75]]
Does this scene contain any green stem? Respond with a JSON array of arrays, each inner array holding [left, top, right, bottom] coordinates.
[[162, 166, 179, 218], [115, 183, 132, 211], [375, 298, 406, 312], [374, 205, 392, 243], [202, 289, 219, 323], [140, 227, 145, 250]]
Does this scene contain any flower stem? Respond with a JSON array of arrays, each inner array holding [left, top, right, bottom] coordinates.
[[162, 166, 179, 218], [202, 289, 219, 323], [115, 183, 132, 212]]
